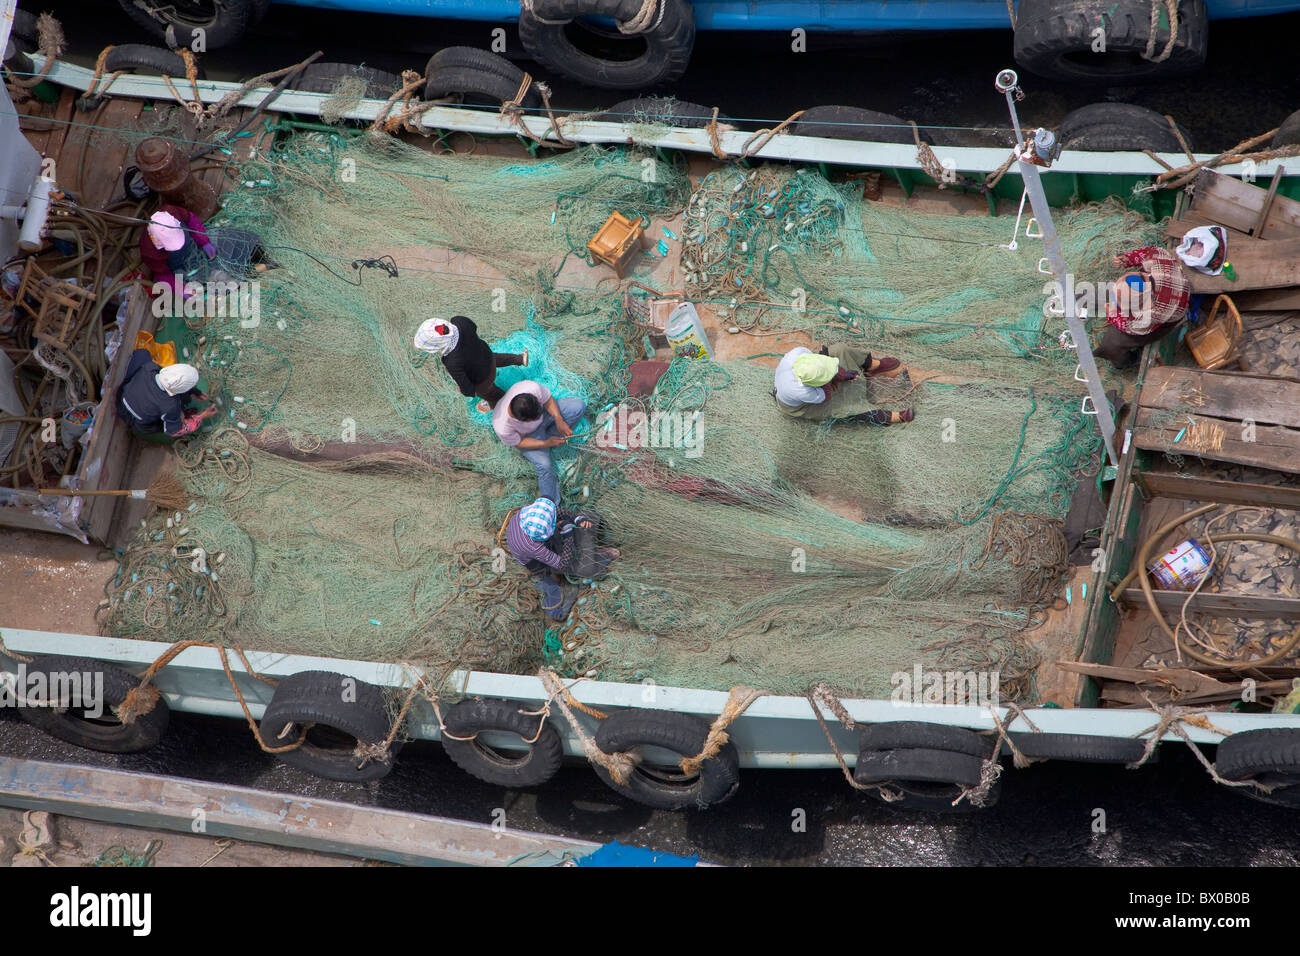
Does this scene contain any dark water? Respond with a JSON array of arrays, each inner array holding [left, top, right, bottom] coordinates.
[[14, 0, 1300, 865], [2, 708, 1298, 865]]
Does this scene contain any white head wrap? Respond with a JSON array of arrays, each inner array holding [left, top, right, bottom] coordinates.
[[413, 318, 460, 355], [155, 363, 200, 396], [1176, 226, 1226, 276]]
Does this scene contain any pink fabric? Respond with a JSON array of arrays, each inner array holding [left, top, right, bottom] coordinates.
[[493, 381, 551, 446], [139, 205, 212, 295]]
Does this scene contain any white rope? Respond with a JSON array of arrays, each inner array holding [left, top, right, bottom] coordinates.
[[1142, 0, 1180, 63], [618, 0, 665, 34]]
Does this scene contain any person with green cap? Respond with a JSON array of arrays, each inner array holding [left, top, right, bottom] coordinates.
[[772, 344, 915, 423]]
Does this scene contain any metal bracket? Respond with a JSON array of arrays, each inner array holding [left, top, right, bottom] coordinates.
[[1081, 395, 1098, 416], [1025, 217, 1043, 239]]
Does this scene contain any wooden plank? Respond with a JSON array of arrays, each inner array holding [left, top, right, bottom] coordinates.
[[1132, 407, 1300, 474], [1121, 588, 1300, 620], [1138, 365, 1300, 429], [1185, 237, 1300, 292], [1234, 287, 1300, 311], [1135, 470, 1300, 510], [0, 757, 602, 867], [1162, 214, 1252, 242], [1253, 166, 1285, 238], [80, 287, 151, 544], [1189, 169, 1300, 240]]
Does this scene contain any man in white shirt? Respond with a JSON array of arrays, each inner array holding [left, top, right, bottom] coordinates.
[[772, 344, 915, 424]]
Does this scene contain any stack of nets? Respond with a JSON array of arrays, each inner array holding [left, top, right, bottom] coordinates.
[[101, 132, 1149, 703]]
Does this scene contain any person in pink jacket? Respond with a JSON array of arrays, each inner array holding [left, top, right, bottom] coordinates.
[[139, 204, 216, 298]]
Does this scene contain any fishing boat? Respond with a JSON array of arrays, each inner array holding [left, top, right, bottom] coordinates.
[[95, 0, 1300, 87], [5, 24, 1300, 815]]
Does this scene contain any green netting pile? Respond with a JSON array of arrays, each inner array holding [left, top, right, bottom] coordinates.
[[682, 164, 1157, 388], [100, 131, 1150, 703]]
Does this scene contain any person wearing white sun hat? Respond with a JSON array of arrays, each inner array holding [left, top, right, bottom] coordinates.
[[413, 315, 527, 413], [116, 349, 216, 438]]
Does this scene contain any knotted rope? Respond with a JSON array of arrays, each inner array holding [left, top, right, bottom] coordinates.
[[1142, 0, 1180, 63], [539, 667, 639, 784], [617, 0, 665, 34], [8, 13, 64, 90], [679, 685, 767, 775]]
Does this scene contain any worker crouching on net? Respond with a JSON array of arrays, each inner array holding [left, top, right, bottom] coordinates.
[[1093, 245, 1189, 369], [507, 497, 619, 621], [116, 351, 217, 438], [772, 344, 915, 424], [413, 316, 528, 413], [494, 381, 585, 502]]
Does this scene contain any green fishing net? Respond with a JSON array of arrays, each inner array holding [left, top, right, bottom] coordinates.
[[101, 133, 1149, 703]]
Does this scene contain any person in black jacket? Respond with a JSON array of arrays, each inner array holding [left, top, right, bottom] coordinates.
[[413, 316, 527, 412], [115, 349, 214, 438]]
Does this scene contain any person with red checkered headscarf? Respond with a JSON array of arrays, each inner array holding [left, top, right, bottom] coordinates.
[[1094, 246, 1191, 369]]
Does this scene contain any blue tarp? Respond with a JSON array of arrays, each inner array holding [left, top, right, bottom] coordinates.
[[574, 841, 700, 867]]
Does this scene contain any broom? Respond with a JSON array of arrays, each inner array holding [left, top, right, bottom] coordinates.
[[39, 457, 191, 511]]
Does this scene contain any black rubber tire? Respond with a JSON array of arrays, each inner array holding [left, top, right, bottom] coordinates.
[[792, 105, 919, 145], [4, 41, 35, 77], [116, 0, 255, 52], [854, 747, 986, 787], [597, 96, 717, 128], [593, 708, 740, 810], [1014, 0, 1207, 82], [425, 46, 526, 82], [424, 65, 541, 109], [250, 0, 272, 25], [866, 776, 1002, 812], [440, 698, 564, 788], [1009, 731, 1150, 764], [1273, 108, 1300, 148], [103, 43, 206, 80], [519, 0, 694, 91], [17, 655, 169, 754], [860, 721, 996, 758], [1216, 729, 1300, 780], [1058, 102, 1192, 152], [293, 62, 403, 99], [258, 670, 400, 782], [11, 10, 40, 52]]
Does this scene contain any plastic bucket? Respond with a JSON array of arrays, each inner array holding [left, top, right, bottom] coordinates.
[[1147, 538, 1211, 590]]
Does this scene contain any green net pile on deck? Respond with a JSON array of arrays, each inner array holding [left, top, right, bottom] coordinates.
[[100, 132, 1150, 703]]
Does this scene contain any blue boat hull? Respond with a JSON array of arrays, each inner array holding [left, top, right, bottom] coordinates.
[[270, 0, 1298, 29]]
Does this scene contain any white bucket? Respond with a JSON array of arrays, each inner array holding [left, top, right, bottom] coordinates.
[[1147, 538, 1211, 590], [664, 302, 713, 361]]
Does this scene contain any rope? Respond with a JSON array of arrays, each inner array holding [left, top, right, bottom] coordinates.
[[8, 13, 64, 90], [0, 628, 35, 664], [1142, 0, 1180, 63], [1129, 696, 1267, 791], [706, 107, 729, 160], [369, 69, 433, 135], [1149, 127, 1300, 191], [985, 149, 1019, 191], [539, 667, 638, 784], [679, 685, 767, 775], [737, 110, 805, 159], [617, 0, 665, 34], [804, 684, 898, 798]]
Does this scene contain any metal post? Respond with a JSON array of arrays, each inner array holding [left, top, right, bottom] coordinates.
[[995, 70, 1119, 468]]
